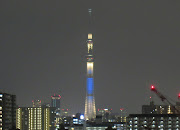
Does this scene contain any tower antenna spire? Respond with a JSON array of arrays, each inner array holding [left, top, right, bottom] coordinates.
[[88, 8, 92, 33]]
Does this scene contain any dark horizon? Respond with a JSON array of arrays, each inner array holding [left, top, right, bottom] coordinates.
[[0, 0, 180, 115]]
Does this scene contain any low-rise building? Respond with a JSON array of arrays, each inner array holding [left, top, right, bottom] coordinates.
[[64, 122, 126, 130], [127, 114, 180, 129]]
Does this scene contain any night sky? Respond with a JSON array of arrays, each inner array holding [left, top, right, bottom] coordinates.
[[0, 1, 180, 115]]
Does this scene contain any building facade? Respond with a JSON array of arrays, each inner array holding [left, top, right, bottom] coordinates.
[[97, 109, 112, 122], [0, 92, 16, 130], [16, 107, 28, 130], [127, 114, 180, 129], [65, 122, 126, 130], [84, 8, 96, 121], [16, 107, 56, 130]]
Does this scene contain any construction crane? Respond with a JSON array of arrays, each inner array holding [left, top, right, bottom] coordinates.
[[150, 85, 180, 114]]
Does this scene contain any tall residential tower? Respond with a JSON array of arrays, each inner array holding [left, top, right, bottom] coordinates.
[[51, 94, 61, 127], [0, 92, 16, 130], [84, 9, 96, 120]]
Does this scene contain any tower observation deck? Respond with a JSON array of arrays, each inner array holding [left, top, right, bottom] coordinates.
[[84, 9, 96, 120]]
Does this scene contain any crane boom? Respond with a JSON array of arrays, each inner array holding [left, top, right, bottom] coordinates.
[[151, 85, 180, 114]]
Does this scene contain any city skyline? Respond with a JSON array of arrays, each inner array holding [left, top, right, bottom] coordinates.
[[0, 1, 180, 115]]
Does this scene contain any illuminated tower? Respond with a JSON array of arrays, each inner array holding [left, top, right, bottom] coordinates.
[[84, 8, 96, 120]]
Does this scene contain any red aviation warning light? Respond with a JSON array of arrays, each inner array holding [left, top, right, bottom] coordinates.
[[151, 85, 156, 91], [120, 108, 124, 111], [178, 93, 180, 99], [151, 85, 158, 93], [151, 85, 155, 89]]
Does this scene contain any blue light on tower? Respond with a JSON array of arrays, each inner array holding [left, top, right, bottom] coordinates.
[[87, 78, 94, 95], [88, 69, 92, 74]]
